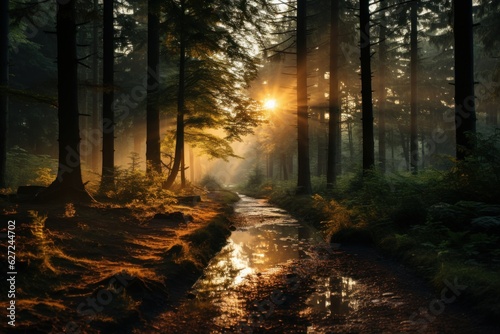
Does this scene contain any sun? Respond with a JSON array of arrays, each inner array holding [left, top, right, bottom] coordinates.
[[263, 99, 277, 110]]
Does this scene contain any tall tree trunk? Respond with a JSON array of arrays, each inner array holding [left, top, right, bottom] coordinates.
[[91, 0, 100, 173], [146, 0, 161, 174], [453, 0, 476, 159], [0, 0, 8, 188], [327, 0, 340, 188], [268, 153, 275, 178], [281, 153, 289, 181], [296, 0, 312, 195], [378, 1, 387, 173], [485, 102, 498, 126], [101, 0, 115, 190], [316, 116, 326, 177], [189, 146, 194, 182], [348, 119, 354, 160], [164, 0, 186, 189], [181, 147, 186, 187], [397, 122, 410, 171], [410, 0, 418, 173], [360, 0, 375, 173], [421, 132, 425, 169], [43, 0, 88, 200]]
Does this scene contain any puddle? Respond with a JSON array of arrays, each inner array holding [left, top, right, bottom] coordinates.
[[190, 195, 359, 330], [303, 276, 360, 318]]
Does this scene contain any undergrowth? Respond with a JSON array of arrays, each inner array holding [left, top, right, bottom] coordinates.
[[102, 154, 177, 212], [240, 132, 500, 320]]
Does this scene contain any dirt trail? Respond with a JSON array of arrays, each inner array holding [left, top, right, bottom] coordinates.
[[145, 195, 500, 334]]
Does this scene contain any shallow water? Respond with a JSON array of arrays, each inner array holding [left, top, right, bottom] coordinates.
[[190, 195, 359, 330]]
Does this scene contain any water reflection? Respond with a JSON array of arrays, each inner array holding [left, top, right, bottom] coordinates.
[[191, 195, 360, 329], [304, 276, 359, 318], [193, 222, 313, 297]]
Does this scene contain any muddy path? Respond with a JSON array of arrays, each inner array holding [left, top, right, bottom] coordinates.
[[141, 195, 499, 334]]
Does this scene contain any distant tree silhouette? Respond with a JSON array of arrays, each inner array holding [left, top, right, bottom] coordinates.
[[296, 0, 312, 195], [164, 0, 186, 189], [146, 0, 162, 175], [327, 0, 341, 189], [453, 0, 476, 159], [101, 0, 115, 190], [360, 0, 375, 173], [410, 0, 419, 173], [0, 0, 8, 188], [377, 0, 387, 173]]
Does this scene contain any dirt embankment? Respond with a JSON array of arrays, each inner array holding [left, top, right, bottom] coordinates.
[[0, 191, 238, 334]]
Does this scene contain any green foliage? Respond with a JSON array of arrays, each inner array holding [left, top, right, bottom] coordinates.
[[313, 194, 353, 234], [199, 174, 223, 190], [5, 146, 57, 189], [32, 167, 56, 187], [443, 131, 500, 203], [105, 155, 176, 210], [246, 165, 265, 189]]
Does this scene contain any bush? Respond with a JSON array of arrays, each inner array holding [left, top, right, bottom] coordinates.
[[5, 146, 57, 189], [199, 174, 222, 190], [105, 154, 176, 210], [246, 165, 265, 189]]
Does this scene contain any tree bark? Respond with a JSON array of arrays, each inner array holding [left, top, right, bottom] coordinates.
[[146, 0, 162, 174], [360, 0, 375, 173], [91, 0, 100, 173], [164, 0, 186, 189], [296, 0, 312, 195], [378, 1, 387, 173], [410, 0, 418, 173], [101, 0, 115, 190], [316, 113, 326, 177], [453, 0, 476, 159], [327, 0, 340, 188], [43, 0, 89, 201], [0, 0, 8, 188], [281, 153, 289, 181]]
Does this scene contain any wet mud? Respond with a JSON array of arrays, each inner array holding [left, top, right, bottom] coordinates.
[[146, 195, 499, 334]]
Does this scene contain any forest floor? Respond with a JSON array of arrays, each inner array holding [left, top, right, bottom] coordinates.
[[155, 245, 500, 334], [0, 190, 237, 334], [140, 195, 500, 334], [1, 193, 499, 333]]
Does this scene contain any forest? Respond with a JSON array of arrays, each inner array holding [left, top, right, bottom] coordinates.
[[1, 0, 500, 333]]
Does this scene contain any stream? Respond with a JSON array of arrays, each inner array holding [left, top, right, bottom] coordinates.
[[189, 194, 359, 333], [150, 195, 497, 333]]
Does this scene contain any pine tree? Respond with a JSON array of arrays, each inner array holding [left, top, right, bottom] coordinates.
[[453, 0, 476, 159], [296, 0, 312, 194], [0, 0, 8, 188], [42, 0, 90, 201], [101, 0, 115, 190], [327, 0, 341, 189], [146, 0, 161, 175], [360, 0, 375, 173]]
